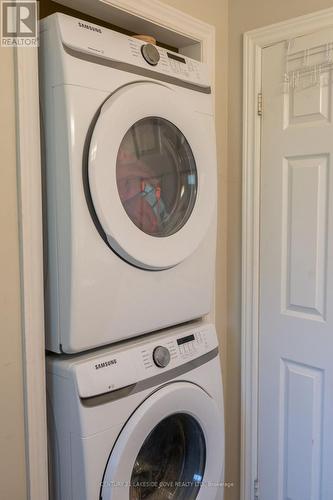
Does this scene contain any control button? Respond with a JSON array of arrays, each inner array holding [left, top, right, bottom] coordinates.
[[141, 43, 160, 66], [153, 346, 171, 368]]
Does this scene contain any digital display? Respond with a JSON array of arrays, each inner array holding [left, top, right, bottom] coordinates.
[[167, 52, 186, 64], [177, 334, 195, 346]]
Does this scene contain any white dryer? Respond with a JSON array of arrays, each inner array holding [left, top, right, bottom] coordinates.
[[40, 13, 217, 353], [47, 322, 224, 500]]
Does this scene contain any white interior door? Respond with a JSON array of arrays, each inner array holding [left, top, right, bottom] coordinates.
[[259, 31, 333, 499]]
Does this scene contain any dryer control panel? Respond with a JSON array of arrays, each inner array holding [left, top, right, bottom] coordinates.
[[43, 13, 211, 89], [69, 323, 218, 399], [128, 36, 206, 85]]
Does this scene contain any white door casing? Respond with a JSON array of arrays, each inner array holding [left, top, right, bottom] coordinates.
[[88, 82, 216, 270], [259, 34, 333, 499]]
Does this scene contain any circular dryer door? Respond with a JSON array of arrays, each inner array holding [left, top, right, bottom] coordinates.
[[100, 382, 224, 500], [88, 82, 216, 270]]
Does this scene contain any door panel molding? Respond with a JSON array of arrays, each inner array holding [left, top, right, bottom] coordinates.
[[281, 155, 328, 321], [242, 7, 333, 500], [278, 359, 324, 500]]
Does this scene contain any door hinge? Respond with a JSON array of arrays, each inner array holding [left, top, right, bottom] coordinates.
[[254, 479, 259, 500], [257, 92, 263, 116]]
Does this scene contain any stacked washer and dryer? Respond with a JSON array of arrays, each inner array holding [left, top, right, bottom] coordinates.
[[40, 12, 224, 500]]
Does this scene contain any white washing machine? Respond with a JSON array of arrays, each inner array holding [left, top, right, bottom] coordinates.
[[40, 13, 217, 353], [47, 322, 224, 500]]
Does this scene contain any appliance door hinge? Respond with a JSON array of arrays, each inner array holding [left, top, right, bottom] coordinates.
[[257, 92, 263, 116], [254, 478, 259, 500]]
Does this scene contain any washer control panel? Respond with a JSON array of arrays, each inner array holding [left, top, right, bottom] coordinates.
[[139, 328, 211, 371], [153, 346, 171, 368], [72, 324, 218, 398]]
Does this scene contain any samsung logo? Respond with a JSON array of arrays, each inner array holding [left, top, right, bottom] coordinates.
[[95, 359, 117, 370], [78, 22, 102, 34]]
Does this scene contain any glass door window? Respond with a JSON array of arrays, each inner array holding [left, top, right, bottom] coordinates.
[[116, 118, 197, 237], [130, 413, 206, 499]]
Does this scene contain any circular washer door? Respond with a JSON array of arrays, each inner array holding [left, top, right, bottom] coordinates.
[[88, 82, 216, 270], [100, 382, 224, 500]]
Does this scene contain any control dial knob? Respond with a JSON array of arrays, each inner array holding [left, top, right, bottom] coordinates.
[[153, 346, 171, 368], [141, 43, 160, 66]]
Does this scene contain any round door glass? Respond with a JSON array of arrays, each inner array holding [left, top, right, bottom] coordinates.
[[130, 413, 206, 499], [116, 117, 197, 237]]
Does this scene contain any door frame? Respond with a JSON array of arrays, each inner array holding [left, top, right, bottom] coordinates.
[[242, 7, 333, 500], [15, 1, 215, 499]]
